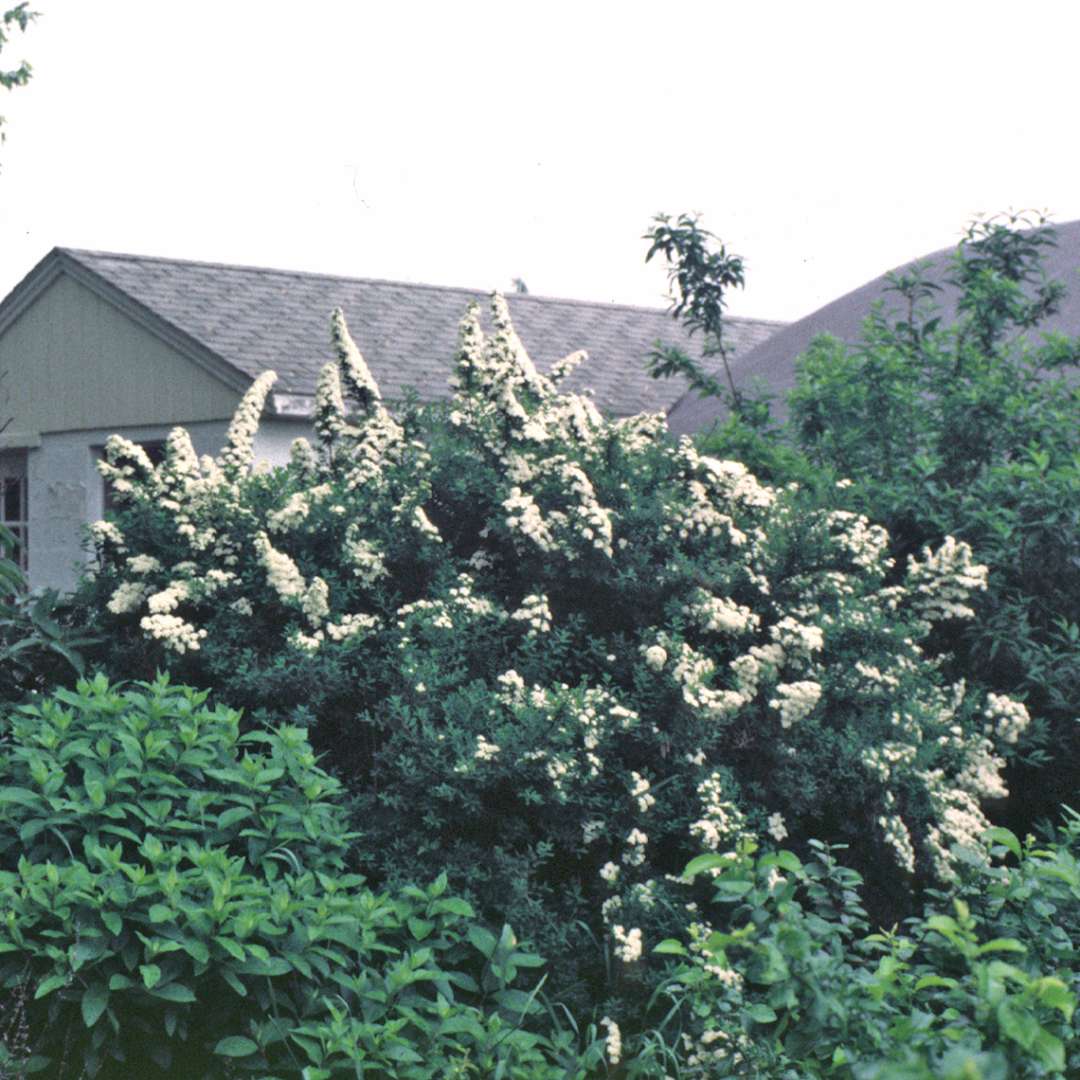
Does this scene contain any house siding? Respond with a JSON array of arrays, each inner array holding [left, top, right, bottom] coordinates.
[[0, 273, 241, 440]]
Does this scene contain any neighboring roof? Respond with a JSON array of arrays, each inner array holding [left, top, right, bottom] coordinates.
[[0, 247, 784, 419], [668, 218, 1080, 436]]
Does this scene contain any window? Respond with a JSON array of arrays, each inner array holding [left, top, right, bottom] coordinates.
[[0, 450, 28, 571], [102, 440, 166, 515]]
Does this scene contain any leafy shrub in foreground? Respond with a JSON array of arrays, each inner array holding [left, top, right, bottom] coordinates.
[[0, 676, 595, 1078], [637, 825, 1079, 1078], [76, 296, 1030, 1019], [0, 524, 97, 706]]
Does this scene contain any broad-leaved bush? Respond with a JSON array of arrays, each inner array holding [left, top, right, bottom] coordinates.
[[632, 828, 1079, 1078], [0, 676, 595, 1078], [76, 295, 1030, 1020]]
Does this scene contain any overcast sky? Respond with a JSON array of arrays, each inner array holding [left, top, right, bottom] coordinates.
[[2, 1, 1079, 324]]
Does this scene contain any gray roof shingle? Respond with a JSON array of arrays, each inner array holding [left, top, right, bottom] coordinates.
[[55, 249, 784, 417]]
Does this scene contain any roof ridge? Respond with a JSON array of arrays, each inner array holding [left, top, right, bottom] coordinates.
[[57, 248, 784, 325]]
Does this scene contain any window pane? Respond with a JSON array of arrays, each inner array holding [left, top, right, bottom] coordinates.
[[3, 478, 22, 522]]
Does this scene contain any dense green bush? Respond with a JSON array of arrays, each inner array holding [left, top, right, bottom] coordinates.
[[679, 214, 1079, 831], [0, 675, 598, 1078], [71, 297, 1034, 1025], [632, 821, 1080, 1078]]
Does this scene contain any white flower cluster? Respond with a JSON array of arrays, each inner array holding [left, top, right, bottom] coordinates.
[[862, 742, 918, 783], [301, 577, 330, 627], [827, 510, 893, 571], [88, 519, 127, 552], [690, 772, 747, 851], [769, 680, 822, 728], [612, 924, 642, 963], [344, 526, 389, 586], [769, 616, 824, 659], [97, 435, 163, 505], [630, 771, 655, 813], [253, 532, 307, 601], [266, 485, 330, 532], [685, 588, 760, 636], [766, 811, 788, 842], [600, 1017, 621, 1066], [668, 639, 747, 721], [220, 371, 277, 478], [984, 693, 1030, 745], [107, 580, 148, 615], [728, 643, 784, 702], [923, 779, 994, 882], [147, 581, 189, 615], [878, 812, 916, 874], [324, 612, 380, 642], [905, 535, 989, 623], [126, 554, 161, 575], [511, 592, 553, 635], [140, 613, 207, 654], [641, 643, 667, 671], [623, 828, 648, 867], [474, 734, 501, 762]]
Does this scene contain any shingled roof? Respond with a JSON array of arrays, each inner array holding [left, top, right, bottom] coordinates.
[[5, 248, 784, 419]]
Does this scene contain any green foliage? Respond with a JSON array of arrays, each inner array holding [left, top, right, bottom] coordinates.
[[71, 296, 1028, 1033], [635, 826, 1080, 1078], [644, 213, 748, 410], [786, 213, 1080, 826], [0, 525, 98, 705], [650, 210, 1079, 834], [0, 3, 36, 144], [0, 675, 596, 1077]]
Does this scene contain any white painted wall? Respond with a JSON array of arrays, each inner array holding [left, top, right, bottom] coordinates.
[[29, 416, 317, 593], [252, 418, 315, 469]]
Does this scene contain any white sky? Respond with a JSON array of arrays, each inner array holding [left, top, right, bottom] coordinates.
[[2, 0, 1080, 323]]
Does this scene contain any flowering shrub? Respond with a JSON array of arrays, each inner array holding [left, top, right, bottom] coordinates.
[[77, 295, 1029, 1018], [0, 676, 598, 1077], [631, 829, 1079, 1078]]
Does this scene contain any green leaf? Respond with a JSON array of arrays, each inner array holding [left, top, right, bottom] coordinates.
[[148, 982, 196, 1003], [997, 1000, 1037, 1051], [983, 826, 1022, 860], [216, 806, 251, 831], [683, 853, 730, 880], [81, 982, 108, 1028], [652, 939, 688, 956], [975, 938, 1027, 956], [774, 849, 802, 873], [140, 964, 162, 989], [1031, 1027, 1066, 1072], [148, 904, 173, 924], [407, 917, 434, 941], [746, 1004, 777, 1024], [33, 974, 67, 1000], [101, 911, 122, 936], [467, 925, 498, 958], [214, 1036, 258, 1058]]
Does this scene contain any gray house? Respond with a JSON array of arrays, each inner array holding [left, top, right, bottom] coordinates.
[[0, 248, 783, 591]]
